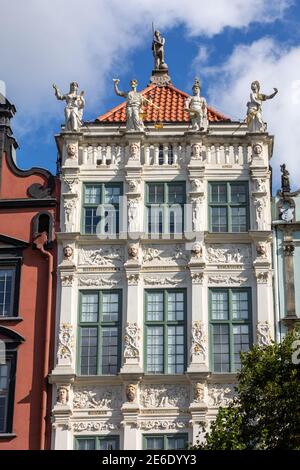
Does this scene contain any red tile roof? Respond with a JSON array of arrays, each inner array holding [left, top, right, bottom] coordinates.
[[96, 83, 230, 124]]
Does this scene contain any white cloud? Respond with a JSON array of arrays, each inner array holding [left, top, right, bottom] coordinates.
[[201, 37, 300, 189], [0, 0, 291, 134]]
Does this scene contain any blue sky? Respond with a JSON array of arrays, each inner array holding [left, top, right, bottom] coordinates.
[[1, 0, 300, 191]]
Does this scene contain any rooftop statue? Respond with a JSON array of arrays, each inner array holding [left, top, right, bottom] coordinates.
[[280, 163, 291, 193], [246, 81, 278, 133], [185, 78, 208, 132], [152, 30, 168, 71], [53, 82, 85, 132], [113, 78, 146, 132]]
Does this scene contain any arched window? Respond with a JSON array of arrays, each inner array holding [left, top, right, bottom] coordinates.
[[32, 212, 53, 244], [168, 144, 174, 165], [158, 145, 164, 165]]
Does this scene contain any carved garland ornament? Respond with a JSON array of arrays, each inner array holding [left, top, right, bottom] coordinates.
[[57, 324, 74, 361], [124, 323, 140, 359]]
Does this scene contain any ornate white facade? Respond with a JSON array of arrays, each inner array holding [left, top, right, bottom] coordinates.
[[50, 70, 275, 449]]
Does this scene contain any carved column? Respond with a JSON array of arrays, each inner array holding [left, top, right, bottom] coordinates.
[[281, 230, 299, 329]]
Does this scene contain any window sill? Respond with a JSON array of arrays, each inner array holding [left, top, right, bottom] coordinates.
[[0, 317, 23, 322], [0, 433, 17, 439]]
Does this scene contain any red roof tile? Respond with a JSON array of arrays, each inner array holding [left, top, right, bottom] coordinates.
[[96, 83, 230, 124]]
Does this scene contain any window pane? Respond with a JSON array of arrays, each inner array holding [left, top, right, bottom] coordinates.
[[84, 208, 100, 234], [77, 439, 96, 450], [168, 205, 183, 234], [211, 184, 227, 203], [231, 184, 247, 203], [0, 269, 14, 317], [85, 185, 101, 204], [167, 326, 184, 373], [104, 186, 121, 204], [231, 207, 247, 232], [102, 293, 119, 322], [167, 435, 187, 450], [211, 207, 227, 232], [101, 327, 118, 374], [168, 184, 184, 204], [145, 436, 164, 450], [233, 324, 250, 370], [81, 294, 98, 322], [167, 292, 184, 321], [212, 324, 230, 372], [146, 292, 164, 321], [99, 437, 119, 450], [0, 363, 10, 433], [211, 291, 228, 320], [80, 327, 98, 375], [148, 184, 164, 203], [232, 291, 249, 319], [146, 326, 164, 373], [148, 206, 163, 234]]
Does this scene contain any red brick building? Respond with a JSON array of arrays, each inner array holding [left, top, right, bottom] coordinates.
[[0, 93, 59, 449]]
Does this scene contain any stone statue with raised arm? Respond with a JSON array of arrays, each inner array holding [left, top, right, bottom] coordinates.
[[185, 78, 208, 132], [113, 78, 146, 132], [152, 30, 168, 71], [53, 82, 85, 132], [246, 80, 278, 133]]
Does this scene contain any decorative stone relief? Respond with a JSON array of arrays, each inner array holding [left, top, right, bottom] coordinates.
[[73, 422, 119, 432], [63, 177, 79, 193], [191, 242, 203, 258], [79, 247, 124, 268], [127, 273, 140, 285], [78, 276, 119, 287], [208, 275, 248, 286], [192, 198, 202, 232], [207, 384, 235, 407], [190, 179, 203, 192], [127, 179, 140, 193], [128, 243, 140, 260], [206, 245, 251, 264], [253, 196, 267, 230], [142, 245, 188, 265], [254, 178, 267, 193], [63, 245, 74, 261], [126, 384, 137, 403], [57, 324, 74, 361], [64, 197, 77, 232], [193, 383, 205, 403], [129, 142, 140, 160], [257, 321, 272, 346], [137, 420, 189, 430], [73, 387, 122, 409], [191, 321, 206, 361], [124, 323, 140, 359], [256, 242, 268, 259], [128, 198, 140, 233], [256, 271, 270, 284], [143, 276, 184, 286], [191, 272, 204, 284], [66, 143, 78, 159], [191, 143, 202, 161], [140, 385, 189, 409], [61, 274, 74, 286], [57, 386, 70, 405]]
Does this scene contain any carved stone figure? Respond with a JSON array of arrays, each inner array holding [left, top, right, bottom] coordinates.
[[129, 143, 140, 161], [191, 242, 203, 258], [280, 204, 294, 223], [128, 198, 140, 233], [57, 324, 74, 361], [256, 242, 267, 257], [152, 30, 168, 71], [140, 385, 189, 409], [192, 143, 202, 160], [194, 383, 205, 403], [63, 245, 73, 260], [124, 323, 140, 359], [280, 164, 291, 193], [73, 387, 122, 409], [253, 143, 263, 156], [190, 179, 202, 192], [253, 197, 266, 230], [57, 386, 69, 405], [126, 384, 137, 403], [257, 321, 271, 347], [192, 199, 202, 232], [191, 321, 206, 360], [185, 78, 208, 132], [207, 385, 234, 407], [128, 179, 139, 192], [113, 79, 146, 132], [66, 143, 77, 158], [246, 81, 278, 133], [53, 82, 85, 132], [128, 244, 139, 260]]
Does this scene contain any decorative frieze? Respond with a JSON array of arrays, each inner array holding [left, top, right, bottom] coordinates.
[[142, 245, 188, 265], [207, 384, 235, 407], [137, 420, 189, 430], [73, 421, 119, 432], [140, 385, 189, 409], [73, 387, 122, 409], [79, 247, 124, 268], [78, 276, 119, 287], [206, 245, 251, 265], [208, 275, 248, 286], [143, 276, 184, 286]]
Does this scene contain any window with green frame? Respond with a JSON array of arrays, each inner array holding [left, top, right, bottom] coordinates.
[[78, 290, 122, 375], [144, 289, 186, 374], [143, 433, 188, 450], [209, 288, 252, 373], [209, 182, 249, 232], [75, 436, 119, 450], [82, 183, 122, 235], [145, 182, 185, 236]]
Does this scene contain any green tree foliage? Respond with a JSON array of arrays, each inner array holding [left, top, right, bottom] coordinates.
[[195, 330, 300, 450]]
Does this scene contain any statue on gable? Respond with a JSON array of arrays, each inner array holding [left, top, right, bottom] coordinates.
[[152, 30, 168, 71], [113, 78, 146, 132], [246, 80, 278, 133], [53, 82, 85, 132], [280, 163, 291, 193], [185, 78, 208, 132]]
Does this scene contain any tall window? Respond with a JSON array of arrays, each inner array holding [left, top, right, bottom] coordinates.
[[143, 434, 188, 450], [83, 183, 122, 235], [145, 290, 186, 374], [78, 291, 121, 375], [210, 289, 252, 372], [209, 182, 249, 232], [75, 436, 119, 450], [146, 182, 185, 236], [0, 268, 15, 317], [0, 355, 16, 434]]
